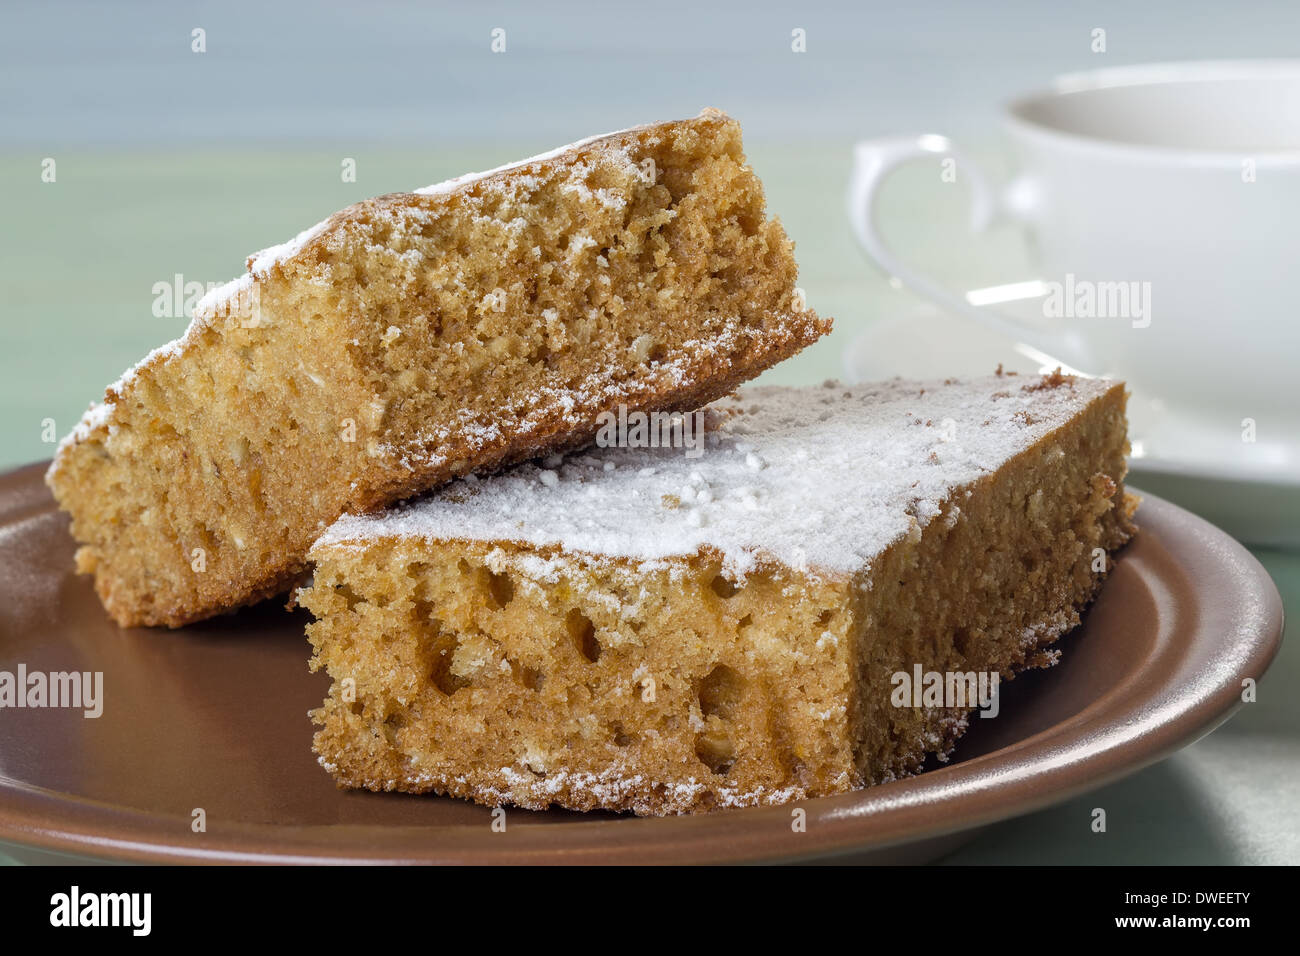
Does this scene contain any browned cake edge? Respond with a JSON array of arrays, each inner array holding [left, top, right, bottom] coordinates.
[[47, 108, 830, 628], [308, 512, 1135, 815], [305, 385, 1137, 815]]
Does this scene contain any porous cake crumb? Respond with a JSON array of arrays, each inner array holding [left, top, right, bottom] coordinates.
[[302, 373, 1137, 815], [47, 109, 828, 627]]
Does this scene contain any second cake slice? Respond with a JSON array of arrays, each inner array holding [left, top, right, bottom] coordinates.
[[302, 372, 1136, 815], [47, 109, 828, 627]]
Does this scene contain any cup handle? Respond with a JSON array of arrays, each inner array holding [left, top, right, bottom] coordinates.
[[848, 135, 1092, 372]]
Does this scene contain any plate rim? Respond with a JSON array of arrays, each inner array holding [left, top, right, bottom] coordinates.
[[0, 465, 1285, 864]]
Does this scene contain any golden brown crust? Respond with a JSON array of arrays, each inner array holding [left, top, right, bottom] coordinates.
[[307, 564, 1118, 815], [48, 110, 829, 628], [276, 108, 738, 280], [303, 379, 1136, 815], [85, 319, 822, 629]]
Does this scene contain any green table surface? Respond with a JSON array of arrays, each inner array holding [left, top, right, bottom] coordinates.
[[1, 145, 1294, 864]]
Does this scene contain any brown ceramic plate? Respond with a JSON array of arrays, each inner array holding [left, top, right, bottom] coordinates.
[[0, 463, 1283, 864]]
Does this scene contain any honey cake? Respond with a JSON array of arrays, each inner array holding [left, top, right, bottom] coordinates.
[[301, 372, 1137, 815], [46, 109, 829, 627]]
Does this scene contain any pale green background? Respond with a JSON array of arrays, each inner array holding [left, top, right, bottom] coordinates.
[[1, 0, 1296, 864]]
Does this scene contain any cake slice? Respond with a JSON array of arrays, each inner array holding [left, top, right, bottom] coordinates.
[[46, 108, 829, 627], [301, 371, 1137, 815]]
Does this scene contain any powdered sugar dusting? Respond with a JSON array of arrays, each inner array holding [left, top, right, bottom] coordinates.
[[50, 400, 112, 465], [246, 220, 331, 276], [46, 337, 190, 480], [412, 121, 652, 199], [51, 274, 243, 477], [341, 759, 812, 815], [192, 272, 254, 318], [317, 373, 1117, 578], [372, 323, 755, 475]]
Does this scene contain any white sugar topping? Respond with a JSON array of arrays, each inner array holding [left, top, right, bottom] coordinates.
[[246, 221, 331, 277], [316, 374, 1119, 579], [193, 272, 254, 317], [412, 120, 655, 200], [47, 336, 189, 479], [240, 126, 644, 284]]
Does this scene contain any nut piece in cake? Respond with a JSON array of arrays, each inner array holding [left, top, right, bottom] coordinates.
[[301, 373, 1137, 815], [47, 109, 829, 627]]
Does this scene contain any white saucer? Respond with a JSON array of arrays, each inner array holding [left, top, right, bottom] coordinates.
[[842, 302, 1300, 548]]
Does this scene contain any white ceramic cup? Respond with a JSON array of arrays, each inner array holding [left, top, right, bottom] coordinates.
[[849, 60, 1300, 428]]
